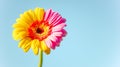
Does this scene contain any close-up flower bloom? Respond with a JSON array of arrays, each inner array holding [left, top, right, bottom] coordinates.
[[12, 7, 67, 55]]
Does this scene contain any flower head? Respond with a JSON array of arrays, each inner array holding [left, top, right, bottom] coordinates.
[[13, 8, 67, 55]]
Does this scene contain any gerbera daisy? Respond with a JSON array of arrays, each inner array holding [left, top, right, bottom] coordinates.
[[12, 7, 67, 55], [13, 8, 67, 67]]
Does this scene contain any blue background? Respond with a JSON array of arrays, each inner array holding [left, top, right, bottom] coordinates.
[[0, 0, 120, 67]]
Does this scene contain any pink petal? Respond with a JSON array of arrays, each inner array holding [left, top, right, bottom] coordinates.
[[50, 36, 63, 48], [61, 29, 67, 37], [44, 9, 66, 27], [45, 33, 64, 49], [45, 38, 56, 49], [52, 32, 63, 37], [51, 41, 56, 49], [48, 34, 58, 42], [44, 9, 54, 21], [56, 37, 62, 47], [45, 38, 52, 48], [44, 9, 52, 21], [48, 34, 65, 48], [48, 12, 59, 24], [52, 23, 66, 32], [53, 18, 66, 26]]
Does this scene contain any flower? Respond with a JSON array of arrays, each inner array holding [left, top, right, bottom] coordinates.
[[12, 8, 67, 55]]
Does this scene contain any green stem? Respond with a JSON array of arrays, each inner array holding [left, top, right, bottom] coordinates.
[[38, 50, 43, 67]]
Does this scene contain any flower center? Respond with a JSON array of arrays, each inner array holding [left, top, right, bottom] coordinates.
[[36, 28, 44, 34], [28, 21, 51, 41]]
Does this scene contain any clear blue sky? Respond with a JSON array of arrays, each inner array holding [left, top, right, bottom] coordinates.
[[0, 0, 120, 67]]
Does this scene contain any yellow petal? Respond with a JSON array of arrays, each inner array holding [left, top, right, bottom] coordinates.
[[18, 39, 26, 48], [13, 23, 25, 29], [41, 41, 50, 55], [14, 28, 26, 33], [12, 28, 27, 40], [31, 39, 39, 55], [27, 10, 35, 22], [34, 8, 44, 21], [13, 30, 19, 40], [15, 31, 27, 40], [23, 42, 31, 52], [16, 18, 29, 28], [28, 9, 37, 21], [22, 11, 34, 24], [18, 37, 31, 48], [21, 38, 32, 48]]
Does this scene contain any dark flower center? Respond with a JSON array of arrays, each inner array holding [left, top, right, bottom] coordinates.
[[36, 28, 44, 34]]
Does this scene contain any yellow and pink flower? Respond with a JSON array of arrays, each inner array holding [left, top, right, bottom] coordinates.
[[12, 8, 67, 55]]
